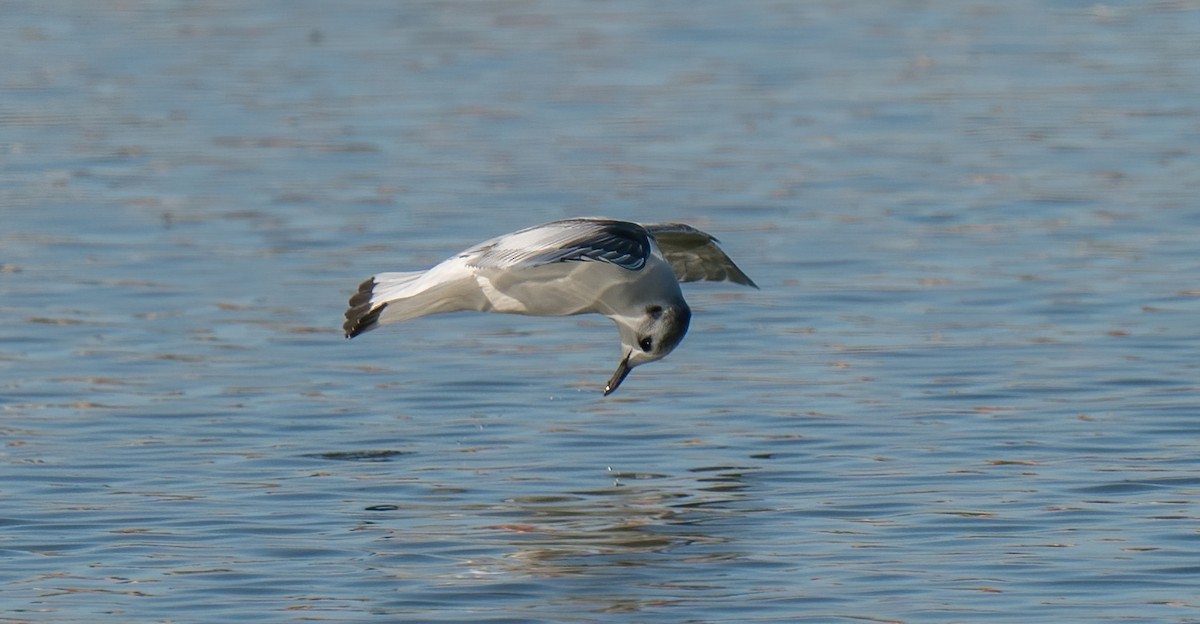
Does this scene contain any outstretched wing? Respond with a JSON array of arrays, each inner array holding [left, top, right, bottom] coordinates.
[[461, 218, 652, 272], [645, 223, 758, 288]]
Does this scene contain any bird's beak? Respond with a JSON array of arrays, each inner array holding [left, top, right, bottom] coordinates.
[[603, 352, 633, 396]]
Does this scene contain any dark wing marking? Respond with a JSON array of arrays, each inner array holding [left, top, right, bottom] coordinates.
[[462, 219, 652, 272], [645, 223, 758, 288], [344, 277, 385, 338], [525, 220, 650, 270]]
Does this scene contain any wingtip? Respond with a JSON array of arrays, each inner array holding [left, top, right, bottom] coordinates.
[[343, 277, 384, 338], [343, 302, 386, 338], [730, 268, 759, 290]]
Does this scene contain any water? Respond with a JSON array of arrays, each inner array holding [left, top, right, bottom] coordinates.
[[3, 1, 1200, 622]]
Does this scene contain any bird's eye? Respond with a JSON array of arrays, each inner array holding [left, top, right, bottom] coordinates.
[[646, 305, 663, 319], [639, 337, 654, 352]]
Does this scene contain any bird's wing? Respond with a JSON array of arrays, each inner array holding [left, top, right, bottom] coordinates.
[[460, 218, 652, 272], [644, 223, 758, 288]]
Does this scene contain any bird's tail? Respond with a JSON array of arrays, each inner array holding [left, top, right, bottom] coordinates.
[[343, 271, 424, 338]]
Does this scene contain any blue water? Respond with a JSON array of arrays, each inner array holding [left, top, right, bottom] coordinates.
[[3, 1, 1200, 622]]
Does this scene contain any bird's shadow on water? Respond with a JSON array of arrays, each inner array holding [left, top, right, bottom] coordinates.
[[303, 449, 415, 463]]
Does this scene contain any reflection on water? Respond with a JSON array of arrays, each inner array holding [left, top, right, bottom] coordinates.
[[354, 466, 757, 618], [4, 0, 1200, 622]]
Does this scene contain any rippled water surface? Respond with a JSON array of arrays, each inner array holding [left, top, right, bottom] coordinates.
[[4, 1, 1200, 622]]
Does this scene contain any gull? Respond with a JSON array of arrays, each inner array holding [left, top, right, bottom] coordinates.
[[343, 218, 757, 395]]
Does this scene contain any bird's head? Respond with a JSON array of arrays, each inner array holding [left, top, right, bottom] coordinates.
[[604, 301, 692, 395]]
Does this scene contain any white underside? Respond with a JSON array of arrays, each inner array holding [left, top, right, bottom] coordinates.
[[370, 249, 682, 326]]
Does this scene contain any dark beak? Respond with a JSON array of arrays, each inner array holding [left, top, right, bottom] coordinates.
[[603, 352, 633, 396]]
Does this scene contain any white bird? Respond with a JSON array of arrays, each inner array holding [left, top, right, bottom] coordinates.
[[343, 218, 756, 395]]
